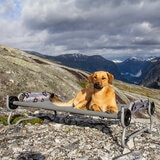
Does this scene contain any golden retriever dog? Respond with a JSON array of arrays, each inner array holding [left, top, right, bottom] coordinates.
[[50, 71, 118, 114]]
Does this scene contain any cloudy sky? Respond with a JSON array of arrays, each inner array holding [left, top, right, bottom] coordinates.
[[0, 0, 160, 60]]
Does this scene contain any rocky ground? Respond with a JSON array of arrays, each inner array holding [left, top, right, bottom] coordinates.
[[0, 107, 159, 160]]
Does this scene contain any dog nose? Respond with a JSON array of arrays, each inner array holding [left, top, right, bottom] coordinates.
[[94, 82, 102, 89]]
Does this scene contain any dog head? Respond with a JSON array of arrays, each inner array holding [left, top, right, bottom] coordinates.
[[88, 71, 114, 89]]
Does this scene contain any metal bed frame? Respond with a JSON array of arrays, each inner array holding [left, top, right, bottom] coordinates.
[[6, 92, 155, 148]]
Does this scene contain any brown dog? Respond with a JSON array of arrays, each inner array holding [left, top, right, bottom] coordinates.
[[50, 71, 118, 114], [87, 71, 118, 113]]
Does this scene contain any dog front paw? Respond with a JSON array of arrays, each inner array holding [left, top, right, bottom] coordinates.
[[106, 108, 118, 114], [89, 104, 102, 112]]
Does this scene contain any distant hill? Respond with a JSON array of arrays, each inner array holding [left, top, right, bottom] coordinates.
[[49, 54, 125, 80], [141, 57, 160, 89], [25, 52, 126, 82], [0, 45, 89, 105], [116, 57, 159, 85]]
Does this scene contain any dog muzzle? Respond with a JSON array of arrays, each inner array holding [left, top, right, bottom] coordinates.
[[94, 83, 103, 89]]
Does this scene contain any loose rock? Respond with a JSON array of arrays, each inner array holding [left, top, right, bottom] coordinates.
[[0, 109, 160, 160]]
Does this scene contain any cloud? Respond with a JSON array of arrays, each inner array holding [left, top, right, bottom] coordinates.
[[0, 0, 160, 59], [0, 0, 15, 15]]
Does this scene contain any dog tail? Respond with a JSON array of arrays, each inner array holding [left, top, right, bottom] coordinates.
[[49, 93, 73, 107], [52, 100, 74, 107]]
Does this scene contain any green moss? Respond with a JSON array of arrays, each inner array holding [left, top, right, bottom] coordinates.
[[0, 115, 43, 125], [65, 127, 73, 134], [0, 115, 8, 125], [78, 81, 88, 88], [22, 117, 44, 125]]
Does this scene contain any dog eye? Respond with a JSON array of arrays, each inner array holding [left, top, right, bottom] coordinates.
[[93, 76, 97, 79], [102, 77, 106, 80]]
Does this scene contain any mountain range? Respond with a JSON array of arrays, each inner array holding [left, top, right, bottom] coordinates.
[[26, 51, 160, 89], [45, 53, 125, 81]]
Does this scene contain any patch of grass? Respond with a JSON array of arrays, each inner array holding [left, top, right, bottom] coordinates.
[[0, 115, 8, 125], [65, 127, 73, 134], [11, 115, 44, 125], [0, 115, 43, 126], [78, 81, 88, 88]]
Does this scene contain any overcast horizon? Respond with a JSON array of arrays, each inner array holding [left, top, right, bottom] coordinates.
[[0, 0, 160, 60]]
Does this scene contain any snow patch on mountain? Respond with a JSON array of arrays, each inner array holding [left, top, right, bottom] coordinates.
[[121, 70, 142, 78], [132, 70, 142, 77], [112, 59, 122, 63]]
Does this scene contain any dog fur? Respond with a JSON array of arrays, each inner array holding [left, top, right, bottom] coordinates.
[[50, 71, 118, 114]]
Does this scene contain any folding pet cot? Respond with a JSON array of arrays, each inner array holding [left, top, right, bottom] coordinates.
[[6, 91, 155, 148]]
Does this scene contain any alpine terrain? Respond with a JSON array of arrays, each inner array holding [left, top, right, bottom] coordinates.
[[0, 44, 160, 160]]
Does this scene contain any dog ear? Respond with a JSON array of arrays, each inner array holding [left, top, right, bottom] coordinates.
[[106, 72, 114, 84], [88, 74, 93, 83]]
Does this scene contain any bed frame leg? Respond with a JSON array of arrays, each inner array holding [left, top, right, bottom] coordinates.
[[147, 101, 155, 133], [120, 107, 131, 147], [8, 111, 13, 125], [121, 127, 127, 148], [121, 101, 155, 148]]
